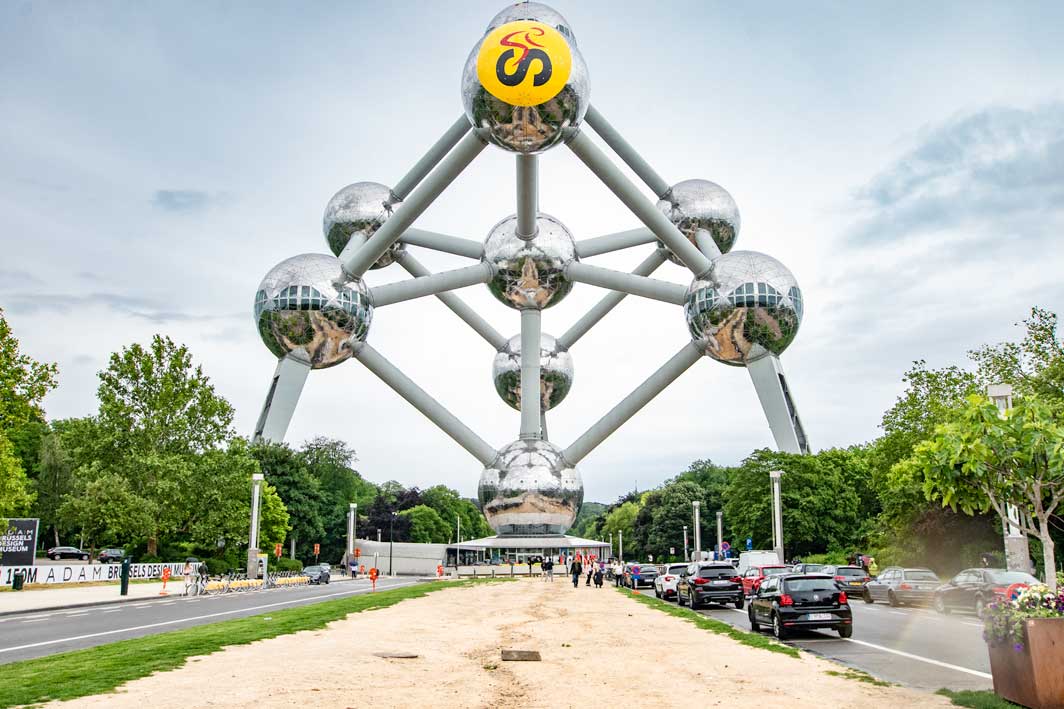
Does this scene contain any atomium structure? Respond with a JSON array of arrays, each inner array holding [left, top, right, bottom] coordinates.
[[251, 2, 809, 539]]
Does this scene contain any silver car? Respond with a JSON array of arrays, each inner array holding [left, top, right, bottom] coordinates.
[[863, 567, 940, 606]]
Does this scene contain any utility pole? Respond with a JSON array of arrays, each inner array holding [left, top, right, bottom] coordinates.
[[770, 471, 784, 564], [388, 512, 396, 576], [609, 532, 613, 558], [456, 514, 461, 569], [716, 510, 723, 559], [247, 473, 264, 579], [988, 384, 1031, 572], [683, 525, 689, 562], [619, 530, 624, 563], [693, 500, 702, 560], [347, 503, 356, 574]]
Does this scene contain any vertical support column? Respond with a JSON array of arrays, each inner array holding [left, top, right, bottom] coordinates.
[[988, 384, 1031, 572], [693, 500, 702, 559], [619, 530, 624, 563], [347, 503, 356, 570], [254, 356, 312, 443], [519, 309, 542, 440], [247, 473, 264, 579], [746, 354, 809, 454], [683, 525, 689, 562], [716, 510, 723, 559], [770, 471, 784, 564], [516, 154, 538, 239]]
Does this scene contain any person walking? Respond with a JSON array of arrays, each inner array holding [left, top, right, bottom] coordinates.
[[593, 567, 604, 588], [586, 566, 593, 586], [544, 558, 554, 582], [570, 558, 583, 588]]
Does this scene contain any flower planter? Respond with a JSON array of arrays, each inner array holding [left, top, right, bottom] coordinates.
[[989, 617, 1064, 708]]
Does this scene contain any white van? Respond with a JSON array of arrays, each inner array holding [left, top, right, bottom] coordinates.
[[736, 550, 781, 575]]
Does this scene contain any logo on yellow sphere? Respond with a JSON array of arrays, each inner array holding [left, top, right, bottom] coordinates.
[[476, 21, 572, 107]]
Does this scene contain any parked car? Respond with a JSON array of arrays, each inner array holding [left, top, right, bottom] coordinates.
[[749, 574, 853, 639], [737, 550, 781, 575], [864, 567, 940, 606], [654, 563, 690, 600], [624, 562, 658, 589], [791, 563, 824, 574], [47, 546, 89, 561], [822, 565, 871, 591], [741, 564, 790, 596], [303, 564, 331, 585], [98, 548, 126, 564], [933, 568, 1039, 619], [677, 562, 745, 610]]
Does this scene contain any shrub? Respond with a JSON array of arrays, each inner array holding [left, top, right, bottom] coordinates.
[[802, 551, 848, 566], [138, 554, 162, 564], [271, 557, 303, 572], [984, 584, 1064, 650], [202, 557, 234, 576]]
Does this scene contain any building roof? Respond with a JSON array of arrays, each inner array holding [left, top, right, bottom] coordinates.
[[459, 534, 611, 550]]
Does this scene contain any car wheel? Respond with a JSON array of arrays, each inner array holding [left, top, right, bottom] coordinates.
[[888, 590, 899, 608], [974, 595, 986, 620], [654, 588, 660, 598], [863, 589, 874, 604], [934, 594, 949, 614], [749, 607, 760, 632], [838, 624, 853, 639], [49, 554, 57, 560], [772, 613, 788, 640], [81, 555, 88, 561], [677, 591, 686, 607], [735, 596, 745, 610]]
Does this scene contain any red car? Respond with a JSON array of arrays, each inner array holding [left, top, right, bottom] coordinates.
[[741, 565, 790, 596]]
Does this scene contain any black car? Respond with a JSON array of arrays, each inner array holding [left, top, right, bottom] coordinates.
[[303, 564, 331, 585], [47, 546, 89, 561], [933, 568, 1039, 619], [677, 562, 745, 610], [624, 563, 658, 589], [98, 548, 126, 564], [749, 574, 853, 640]]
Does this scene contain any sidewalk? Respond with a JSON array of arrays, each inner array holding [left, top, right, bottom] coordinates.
[[0, 580, 183, 616]]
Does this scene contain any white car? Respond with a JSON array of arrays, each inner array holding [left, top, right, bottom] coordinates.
[[654, 563, 689, 600]]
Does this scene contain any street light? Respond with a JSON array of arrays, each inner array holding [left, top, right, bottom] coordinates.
[[770, 470, 784, 564], [388, 512, 397, 576], [683, 525, 689, 562], [247, 473, 264, 579], [716, 510, 723, 559], [347, 503, 357, 575], [692, 500, 702, 559], [987, 384, 1030, 572]]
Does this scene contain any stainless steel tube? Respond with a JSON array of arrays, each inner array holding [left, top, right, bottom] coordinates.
[[391, 115, 472, 200], [516, 154, 539, 239], [519, 308, 542, 439], [369, 262, 492, 307], [401, 228, 484, 259], [565, 261, 687, 305], [585, 105, 671, 198], [574, 228, 657, 258]]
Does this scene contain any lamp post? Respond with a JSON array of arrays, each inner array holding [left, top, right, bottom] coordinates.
[[247, 473, 264, 579], [716, 510, 723, 559], [987, 384, 1030, 572], [609, 532, 613, 558], [347, 503, 356, 574], [455, 513, 461, 569], [388, 512, 397, 576], [377, 528, 381, 543], [692, 500, 702, 560], [683, 525, 689, 562], [619, 530, 624, 563], [770, 470, 784, 564]]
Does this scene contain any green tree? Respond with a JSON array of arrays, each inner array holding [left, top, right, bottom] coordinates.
[[34, 427, 74, 546], [900, 395, 1064, 591], [258, 482, 290, 551], [59, 472, 155, 550], [645, 480, 705, 560], [0, 307, 58, 431], [969, 307, 1064, 405], [420, 485, 491, 541], [601, 501, 641, 560], [0, 431, 34, 516], [299, 437, 377, 561], [251, 442, 325, 559], [400, 504, 451, 543]]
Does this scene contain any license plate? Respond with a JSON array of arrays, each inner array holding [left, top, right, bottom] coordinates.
[[850, 581, 863, 586], [712, 580, 730, 585], [807, 613, 833, 621]]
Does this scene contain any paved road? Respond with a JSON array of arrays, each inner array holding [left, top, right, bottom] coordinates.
[[0, 577, 421, 664], [683, 595, 992, 691]]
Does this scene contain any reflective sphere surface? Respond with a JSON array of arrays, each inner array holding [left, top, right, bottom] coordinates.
[[461, 24, 589, 153], [478, 439, 583, 535], [483, 213, 576, 309], [685, 251, 802, 366], [657, 179, 741, 263], [485, 2, 577, 45], [254, 253, 372, 369], [322, 182, 403, 269], [493, 333, 573, 411]]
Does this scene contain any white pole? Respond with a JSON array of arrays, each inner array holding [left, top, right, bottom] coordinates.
[[248, 473, 264, 578], [456, 514, 461, 570], [988, 384, 1030, 572], [770, 471, 784, 564], [683, 525, 689, 561], [347, 503, 356, 571], [619, 530, 624, 563], [693, 501, 702, 559], [716, 510, 723, 558]]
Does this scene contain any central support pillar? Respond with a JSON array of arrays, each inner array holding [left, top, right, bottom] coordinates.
[[519, 309, 542, 439]]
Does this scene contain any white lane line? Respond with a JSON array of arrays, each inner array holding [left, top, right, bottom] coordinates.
[[102, 609, 121, 614], [888, 611, 906, 616], [20, 618, 48, 623], [63, 612, 88, 617], [0, 581, 419, 655]]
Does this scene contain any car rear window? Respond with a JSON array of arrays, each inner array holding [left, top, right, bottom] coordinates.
[[785, 578, 837, 592], [698, 566, 735, 578], [762, 567, 789, 576], [904, 570, 939, 581], [987, 571, 1038, 585], [667, 566, 687, 574], [837, 567, 865, 577]]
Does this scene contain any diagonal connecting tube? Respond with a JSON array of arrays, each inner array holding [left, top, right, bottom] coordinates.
[[557, 249, 668, 350], [396, 251, 507, 350], [369, 261, 493, 307], [342, 131, 487, 278], [519, 309, 542, 440], [391, 115, 472, 201], [564, 261, 687, 305], [567, 130, 711, 277], [585, 105, 671, 199], [352, 342, 498, 466], [575, 228, 658, 258], [401, 228, 484, 259], [563, 341, 703, 465]]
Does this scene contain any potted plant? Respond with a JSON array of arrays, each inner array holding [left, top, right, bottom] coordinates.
[[984, 584, 1064, 708]]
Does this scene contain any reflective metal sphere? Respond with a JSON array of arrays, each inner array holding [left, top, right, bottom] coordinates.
[[485, 2, 577, 46], [478, 439, 583, 535], [483, 213, 577, 309], [461, 22, 589, 153], [685, 251, 802, 366], [322, 182, 403, 269], [492, 333, 573, 411], [254, 253, 372, 369], [657, 179, 741, 263]]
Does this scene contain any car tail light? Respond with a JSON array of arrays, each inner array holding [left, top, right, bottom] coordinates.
[[692, 578, 708, 585], [834, 576, 845, 581], [664, 576, 674, 581], [992, 586, 1008, 596], [780, 594, 794, 606], [839, 592, 848, 604], [899, 583, 912, 590], [863, 577, 871, 583], [730, 577, 742, 583]]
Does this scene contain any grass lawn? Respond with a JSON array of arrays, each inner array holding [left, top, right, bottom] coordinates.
[[0, 578, 507, 708], [617, 586, 800, 658], [937, 689, 1023, 708]]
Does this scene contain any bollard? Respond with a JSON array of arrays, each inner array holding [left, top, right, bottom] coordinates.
[[12, 571, 25, 591], [120, 557, 131, 596], [492, 569, 495, 578]]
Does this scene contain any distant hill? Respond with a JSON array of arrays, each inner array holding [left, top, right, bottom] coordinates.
[[569, 501, 606, 538]]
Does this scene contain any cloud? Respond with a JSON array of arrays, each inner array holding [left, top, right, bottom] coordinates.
[[0, 269, 43, 287], [849, 103, 1064, 244], [151, 189, 232, 213], [0, 290, 242, 325]]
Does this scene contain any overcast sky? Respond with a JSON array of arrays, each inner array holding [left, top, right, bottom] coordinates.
[[3, 1, 1063, 503]]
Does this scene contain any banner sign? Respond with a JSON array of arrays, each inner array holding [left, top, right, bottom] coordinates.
[[0, 518, 39, 567], [0, 562, 187, 587]]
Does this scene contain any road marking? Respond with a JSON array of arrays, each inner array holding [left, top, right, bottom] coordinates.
[[20, 618, 47, 623], [102, 609, 121, 613], [0, 581, 419, 655], [888, 611, 906, 616], [63, 612, 88, 617]]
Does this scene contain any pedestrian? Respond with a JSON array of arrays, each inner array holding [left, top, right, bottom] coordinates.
[[545, 558, 554, 582], [570, 558, 583, 588], [586, 567, 593, 586], [868, 557, 879, 577], [350, 557, 358, 578], [594, 568, 603, 587]]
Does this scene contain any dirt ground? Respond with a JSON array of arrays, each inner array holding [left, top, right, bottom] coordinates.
[[47, 578, 953, 708]]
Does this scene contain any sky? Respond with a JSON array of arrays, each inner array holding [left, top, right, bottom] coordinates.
[[2, 1, 1063, 504]]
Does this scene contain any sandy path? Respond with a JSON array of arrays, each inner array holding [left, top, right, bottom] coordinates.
[[46, 579, 951, 708]]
